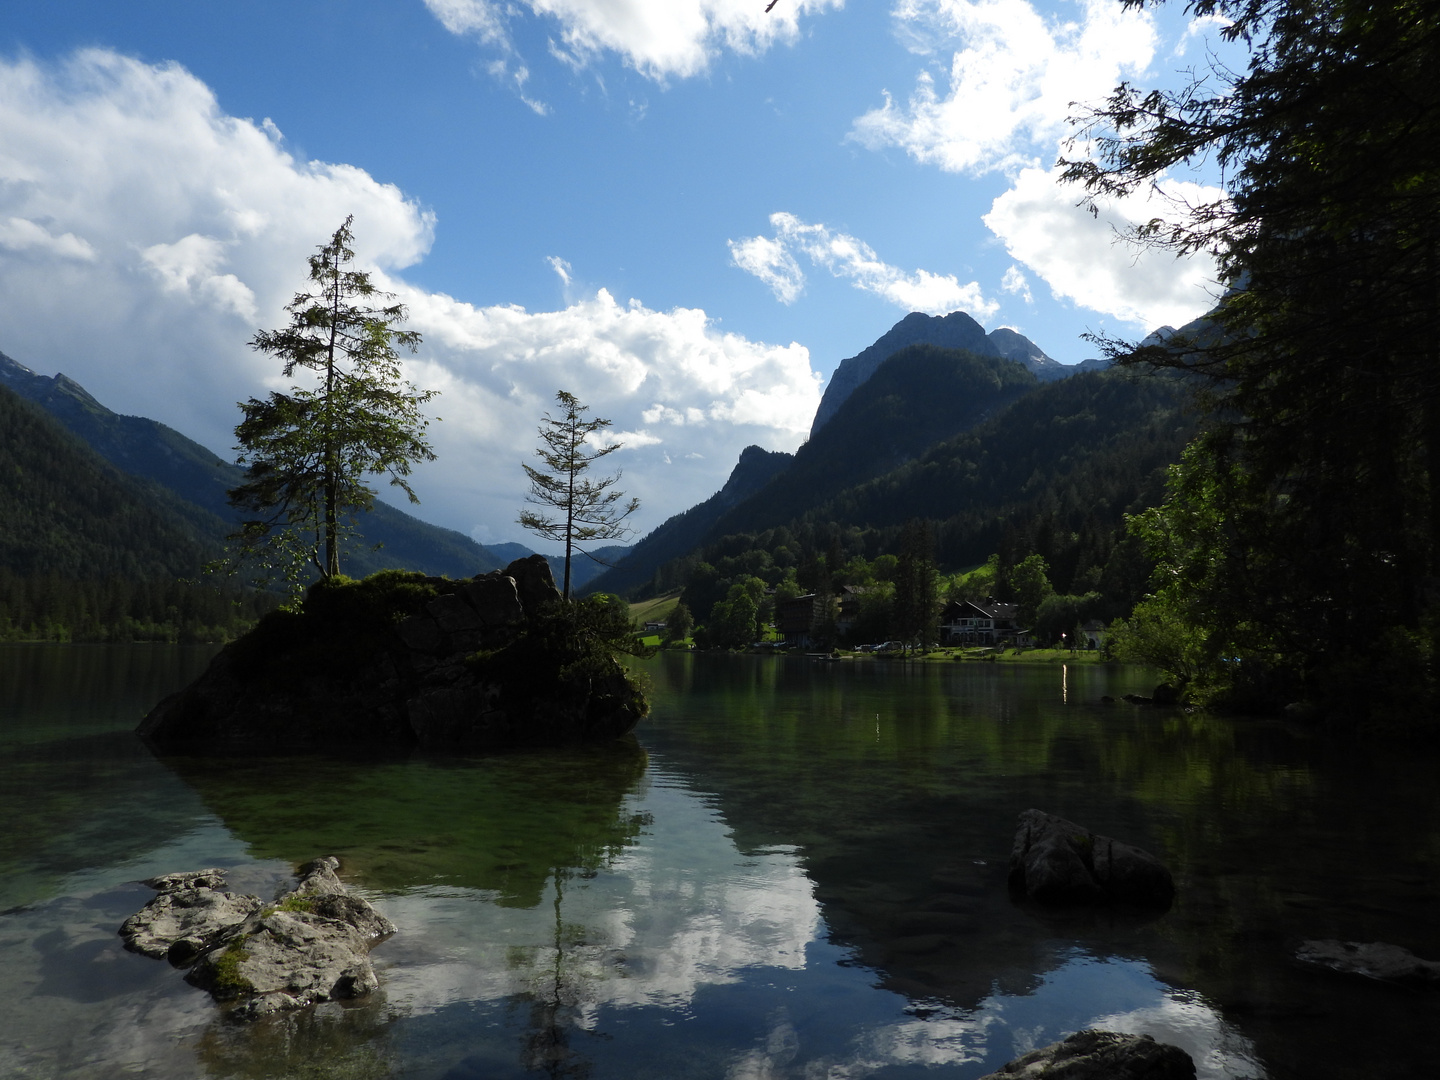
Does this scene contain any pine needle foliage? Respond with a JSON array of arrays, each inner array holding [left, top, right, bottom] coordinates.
[[227, 217, 437, 594], [1062, 0, 1440, 725], [519, 391, 639, 600]]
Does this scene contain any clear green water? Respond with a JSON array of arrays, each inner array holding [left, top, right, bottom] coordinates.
[[1, 645, 1437, 1080]]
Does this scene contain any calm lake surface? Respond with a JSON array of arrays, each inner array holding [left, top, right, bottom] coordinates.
[[1, 645, 1436, 1080]]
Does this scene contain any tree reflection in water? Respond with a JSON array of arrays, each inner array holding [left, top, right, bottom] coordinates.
[[519, 874, 594, 1080]]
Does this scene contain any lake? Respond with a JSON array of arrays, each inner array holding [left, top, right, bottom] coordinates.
[[1, 645, 1436, 1079]]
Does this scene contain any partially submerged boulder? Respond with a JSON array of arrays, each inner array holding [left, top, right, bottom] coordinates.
[[120, 858, 396, 1021], [119, 869, 263, 965], [978, 1030, 1195, 1079], [1008, 809, 1175, 909], [1296, 939, 1440, 989], [139, 557, 647, 750]]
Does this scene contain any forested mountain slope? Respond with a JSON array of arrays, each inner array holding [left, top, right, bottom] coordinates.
[[816, 369, 1196, 590], [586, 345, 1039, 596], [583, 445, 793, 597], [716, 346, 1037, 539], [0, 383, 217, 579], [641, 369, 1195, 607], [0, 349, 500, 579]]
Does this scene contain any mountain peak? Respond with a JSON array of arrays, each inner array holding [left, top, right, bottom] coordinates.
[[809, 311, 999, 438], [808, 314, 1080, 439], [0, 349, 38, 383]]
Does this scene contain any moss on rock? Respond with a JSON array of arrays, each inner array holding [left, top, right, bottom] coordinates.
[[140, 557, 649, 750]]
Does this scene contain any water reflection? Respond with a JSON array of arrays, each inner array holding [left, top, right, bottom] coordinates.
[[156, 739, 650, 904], [0, 644, 225, 910], [2, 647, 1438, 1080], [367, 770, 823, 1078]]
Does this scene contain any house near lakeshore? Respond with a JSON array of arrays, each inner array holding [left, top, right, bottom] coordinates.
[[777, 592, 827, 648], [940, 598, 1029, 647], [777, 588, 869, 648], [1079, 619, 1106, 650], [837, 585, 869, 638]]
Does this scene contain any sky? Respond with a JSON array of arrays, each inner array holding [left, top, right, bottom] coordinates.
[[1, 1, 1232, 550]]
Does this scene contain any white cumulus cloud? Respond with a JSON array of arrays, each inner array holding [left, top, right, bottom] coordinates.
[[0, 216, 96, 260], [727, 234, 806, 305], [731, 211, 997, 320], [0, 49, 821, 543], [394, 285, 820, 538], [0, 48, 435, 435], [851, 0, 1156, 175], [1000, 263, 1033, 303], [983, 163, 1220, 328], [424, 0, 842, 82]]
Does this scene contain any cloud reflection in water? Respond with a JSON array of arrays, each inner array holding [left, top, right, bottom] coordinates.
[[372, 771, 1262, 1080]]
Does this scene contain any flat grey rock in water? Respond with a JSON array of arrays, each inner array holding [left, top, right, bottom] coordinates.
[[119, 869, 263, 962], [978, 1029, 1196, 1079], [1296, 939, 1440, 989], [1008, 809, 1175, 908], [119, 857, 395, 1020]]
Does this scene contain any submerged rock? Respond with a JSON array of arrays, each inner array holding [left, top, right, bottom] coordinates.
[[1296, 939, 1440, 989], [120, 857, 396, 1021], [1008, 809, 1175, 909], [978, 1029, 1195, 1079], [139, 558, 648, 751]]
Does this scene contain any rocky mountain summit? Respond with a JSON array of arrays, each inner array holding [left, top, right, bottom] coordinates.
[[809, 311, 1065, 438]]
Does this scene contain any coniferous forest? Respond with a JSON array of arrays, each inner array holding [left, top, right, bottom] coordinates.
[[0, 384, 275, 641]]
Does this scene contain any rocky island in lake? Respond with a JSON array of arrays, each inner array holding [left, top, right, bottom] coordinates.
[[139, 556, 649, 750]]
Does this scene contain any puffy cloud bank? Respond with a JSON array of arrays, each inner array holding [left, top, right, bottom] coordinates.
[[850, 0, 1218, 329], [397, 286, 818, 542], [0, 49, 820, 543], [851, 0, 1157, 176], [424, 0, 843, 82], [984, 164, 1221, 330], [730, 212, 997, 320]]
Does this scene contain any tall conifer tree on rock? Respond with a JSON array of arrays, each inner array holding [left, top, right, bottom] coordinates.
[[519, 391, 639, 601], [228, 217, 437, 588]]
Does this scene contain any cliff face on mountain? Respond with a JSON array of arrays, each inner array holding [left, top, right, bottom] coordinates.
[[708, 345, 1038, 540]]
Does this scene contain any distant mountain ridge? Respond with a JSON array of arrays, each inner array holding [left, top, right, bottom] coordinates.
[[581, 445, 793, 597], [585, 311, 1173, 601], [711, 345, 1037, 539], [0, 382, 215, 578], [0, 349, 502, 580], [584, 343, 1037, 596], [808, 311, 1071, 438]]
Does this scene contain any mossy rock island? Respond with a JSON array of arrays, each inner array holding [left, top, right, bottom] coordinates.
[[139, 556, 649, 750]]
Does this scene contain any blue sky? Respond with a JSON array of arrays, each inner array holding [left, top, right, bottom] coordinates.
[[0, 1, 1228, 548]]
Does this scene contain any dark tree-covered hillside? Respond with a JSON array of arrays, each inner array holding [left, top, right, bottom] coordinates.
[[0, 385, 275, 641], [659, 369, 1194, 625], [711, 345, 1038, 540], [817, 370, 1194, 586], [0, 384, 217, 580]]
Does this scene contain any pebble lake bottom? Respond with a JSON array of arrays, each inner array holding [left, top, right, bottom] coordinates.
[[0, 645, 1436, 1079]]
